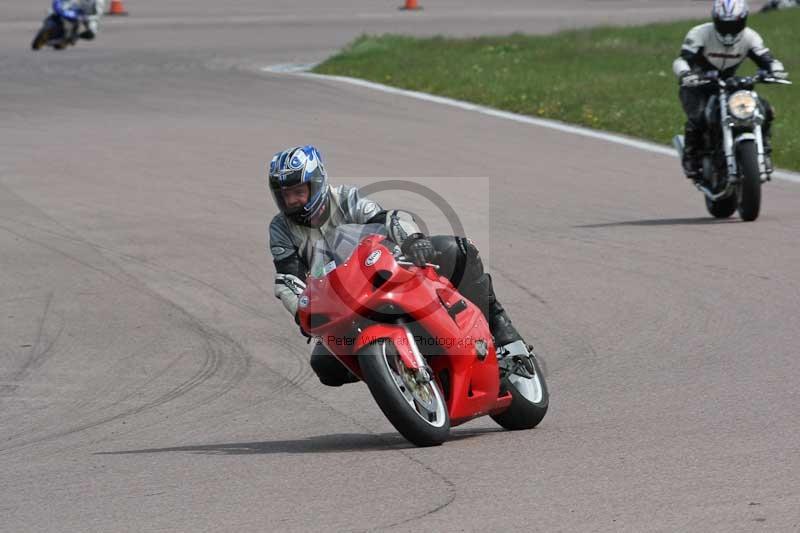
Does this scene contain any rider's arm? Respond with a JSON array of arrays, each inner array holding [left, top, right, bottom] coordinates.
[[744, 29, 784, 73], [270, 216, 307, 317], [341, 185, 383, 224], [339, 186, 422, 245], [673, 51, 696, 78], [673, 25, 711, 77], [82, 0, 104, 30], [369, 209, 423, 248], [52, 0, 83, 20]]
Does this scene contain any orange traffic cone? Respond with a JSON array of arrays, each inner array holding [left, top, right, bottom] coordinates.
[[399, 0, 422, 10], [108, 0, 128, 16]]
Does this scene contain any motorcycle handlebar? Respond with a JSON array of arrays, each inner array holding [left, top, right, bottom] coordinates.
[[708, 70, 792, 89], [396, 259, 440, 270]]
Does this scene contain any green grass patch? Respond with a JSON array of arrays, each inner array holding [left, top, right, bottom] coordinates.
[[314, 11, 799, 171]]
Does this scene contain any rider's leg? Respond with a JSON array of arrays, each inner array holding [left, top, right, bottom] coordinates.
[[64, 19, 81, 44], [310, 341, 359, 387], [679, 86, 711, 179], [80, 7, 101, 40], [430, 236, 523, 348]]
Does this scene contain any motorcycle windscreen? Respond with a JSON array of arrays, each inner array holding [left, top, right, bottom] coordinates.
[[308, 223, 388, 278]]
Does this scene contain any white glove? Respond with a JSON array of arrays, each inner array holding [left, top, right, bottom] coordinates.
[[680, 72, 702, 87], [770, 61, 789, 80], [275, 273, 306, 296]]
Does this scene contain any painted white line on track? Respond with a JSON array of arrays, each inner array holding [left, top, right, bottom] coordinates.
[[261, 64, 800, 184]]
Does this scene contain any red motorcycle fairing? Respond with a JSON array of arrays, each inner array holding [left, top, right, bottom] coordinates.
[[299, 234, 513, 426]]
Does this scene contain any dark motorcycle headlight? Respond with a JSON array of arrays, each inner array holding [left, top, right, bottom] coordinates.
[[728, 91, 757, 120]]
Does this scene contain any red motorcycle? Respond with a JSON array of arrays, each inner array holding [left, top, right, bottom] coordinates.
[[297, 224, 549, 446]]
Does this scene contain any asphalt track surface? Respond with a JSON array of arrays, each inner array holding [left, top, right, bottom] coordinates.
[[2, 1, 799, 531]]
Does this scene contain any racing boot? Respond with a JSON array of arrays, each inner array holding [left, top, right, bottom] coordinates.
[[488, 300, 523, 348], [470, 273, 539, 379], [682, 122, 703, 180], [466, 269, 523, 349]]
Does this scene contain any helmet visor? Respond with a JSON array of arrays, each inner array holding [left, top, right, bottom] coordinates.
[[272, 183, 309, 217], [714, 17, 746, 38], [269, 166, 327, 223]]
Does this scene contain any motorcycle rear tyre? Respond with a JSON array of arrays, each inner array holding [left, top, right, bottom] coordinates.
[[491, 354, 549, 430], [705, 195, 737, 219]]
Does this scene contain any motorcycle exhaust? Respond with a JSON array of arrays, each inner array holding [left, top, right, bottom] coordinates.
[[672, 135, 685, 158], [694, 181, 733, 201]]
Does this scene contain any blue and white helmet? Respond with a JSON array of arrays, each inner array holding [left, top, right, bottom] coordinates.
[[712, 0, 749, 46], [268, 145, 330, 227]]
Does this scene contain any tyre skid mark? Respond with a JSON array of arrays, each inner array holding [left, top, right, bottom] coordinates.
[[2, 197, 458, 523], [1, 292, 59, 391], [0, 246, 315, 454], [1, 196, 309, 451], [0, 312, 235, 454], [0, 228, 253, 453]]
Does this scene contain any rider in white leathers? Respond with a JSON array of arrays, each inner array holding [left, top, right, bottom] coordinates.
[[672, 0, 788, 178], [51, 0, 104, 43]]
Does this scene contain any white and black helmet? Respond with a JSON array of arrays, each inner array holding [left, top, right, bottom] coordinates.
[[712, 0, 749, 46]]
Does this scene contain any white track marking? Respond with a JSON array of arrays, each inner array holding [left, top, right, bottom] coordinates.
[[261, 64, 800, 184]]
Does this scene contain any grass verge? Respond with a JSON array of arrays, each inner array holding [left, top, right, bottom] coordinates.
[[313, 10, 799, 171]]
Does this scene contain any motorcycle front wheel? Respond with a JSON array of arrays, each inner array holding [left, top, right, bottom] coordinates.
[[736, 140, 762, 222], [31, 16, 62, 51], [31, 26, 50, 50], [491, 351, 549, 430], [359, 340, 450, 447]]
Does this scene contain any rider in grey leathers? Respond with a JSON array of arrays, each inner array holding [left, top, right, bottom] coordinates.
[[268, 145, 524, 387]]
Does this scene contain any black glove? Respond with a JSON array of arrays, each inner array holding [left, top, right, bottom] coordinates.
[[401, 233, 436, 267], [295, 311, 312, 340]]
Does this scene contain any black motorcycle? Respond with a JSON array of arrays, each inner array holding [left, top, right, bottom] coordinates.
[[673, 70, 791, 222]]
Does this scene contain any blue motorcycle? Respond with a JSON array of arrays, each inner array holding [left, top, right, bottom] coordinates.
[[31, 0, 97, 50]]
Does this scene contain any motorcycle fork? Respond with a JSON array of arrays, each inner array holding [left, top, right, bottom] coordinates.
[[719, 90, 739, 181], [752, 105, 769, 181]]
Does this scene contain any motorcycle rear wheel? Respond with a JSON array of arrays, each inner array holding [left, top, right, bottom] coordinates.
[[701, 157, 737, 218], [705, 195, 737, 219], [491, 351, 549, 430], [359, 340, 450, 447]]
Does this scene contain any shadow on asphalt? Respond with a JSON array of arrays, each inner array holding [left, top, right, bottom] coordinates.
[[96, 427, 503, 455], [575, 217, 739, 228]]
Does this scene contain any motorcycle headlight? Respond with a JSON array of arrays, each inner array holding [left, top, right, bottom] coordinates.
[[728, 91, 757, 120]]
